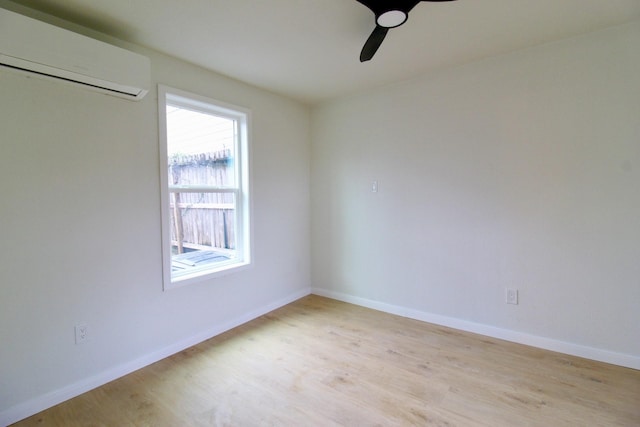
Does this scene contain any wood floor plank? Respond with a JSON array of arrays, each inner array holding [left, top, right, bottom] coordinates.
[[12, 295, 640, 426]]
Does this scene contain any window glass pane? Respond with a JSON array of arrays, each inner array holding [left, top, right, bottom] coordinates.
[[166, 105, 236, 186], [170, 191, 237, 278]]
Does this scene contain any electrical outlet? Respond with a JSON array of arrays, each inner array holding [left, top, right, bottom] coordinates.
[[371, 180, 378, 193], [506, 289, 518, 305], [75, 324, 88, 344]]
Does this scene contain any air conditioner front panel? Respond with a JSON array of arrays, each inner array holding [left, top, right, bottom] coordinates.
[[0, 8, 150, 100]]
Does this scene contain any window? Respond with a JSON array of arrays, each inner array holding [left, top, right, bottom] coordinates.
[[158, 85, 251, 289]]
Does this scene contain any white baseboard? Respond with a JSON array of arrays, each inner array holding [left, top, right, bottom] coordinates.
[[0, 288, 311, 427], [311, 287, 640, 371]]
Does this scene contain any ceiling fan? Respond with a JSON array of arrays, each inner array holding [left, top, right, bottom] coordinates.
[[356, 0, 457, 62]]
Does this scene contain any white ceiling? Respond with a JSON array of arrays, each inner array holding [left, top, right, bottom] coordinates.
[[6, 0, 640, 105]]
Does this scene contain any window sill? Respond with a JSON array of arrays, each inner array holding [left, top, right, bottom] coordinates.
[[164, 260, 252, 291]]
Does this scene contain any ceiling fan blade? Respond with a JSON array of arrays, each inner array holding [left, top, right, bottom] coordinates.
[[360, 25, 388, 62]]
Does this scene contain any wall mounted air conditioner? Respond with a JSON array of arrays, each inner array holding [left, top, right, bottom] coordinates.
[[0, 8, 150, 101]]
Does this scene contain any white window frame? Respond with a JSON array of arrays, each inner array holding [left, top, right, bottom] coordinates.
[[158, 85, 251, 290]]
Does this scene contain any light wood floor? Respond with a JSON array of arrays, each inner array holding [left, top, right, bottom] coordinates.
[[13, 295, 640, 426]]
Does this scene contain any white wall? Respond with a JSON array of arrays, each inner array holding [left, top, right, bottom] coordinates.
[[0, 12, 310, 424], [311, 21, 640, 367]]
